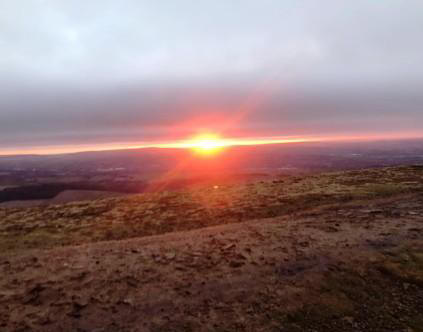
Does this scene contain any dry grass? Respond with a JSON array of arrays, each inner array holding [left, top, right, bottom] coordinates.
[[1, 166, 422, 253]]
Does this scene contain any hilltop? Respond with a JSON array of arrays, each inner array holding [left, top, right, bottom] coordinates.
[[1, 166, 423, 331]]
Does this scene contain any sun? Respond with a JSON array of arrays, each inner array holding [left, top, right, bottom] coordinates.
[[190, 133, 225, 155]]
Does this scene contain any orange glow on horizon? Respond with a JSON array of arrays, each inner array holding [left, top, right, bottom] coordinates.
[[0, 135, 310, 156], [1, 132, 423, 156]]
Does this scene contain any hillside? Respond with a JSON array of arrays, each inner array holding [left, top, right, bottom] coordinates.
[[1, 166, 423, 331]]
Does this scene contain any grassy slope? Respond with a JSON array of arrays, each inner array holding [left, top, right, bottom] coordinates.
[[0, 166, 423, 331], [1, 166, 422, 253]]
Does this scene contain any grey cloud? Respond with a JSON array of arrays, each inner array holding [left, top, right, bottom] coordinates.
[[0, 1, 423, 149]]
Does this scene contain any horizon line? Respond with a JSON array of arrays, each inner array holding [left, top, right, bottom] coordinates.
[[1, 133, 423, 157]]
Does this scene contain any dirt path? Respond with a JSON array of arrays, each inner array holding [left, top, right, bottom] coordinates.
[[1, 193, 423, 331]]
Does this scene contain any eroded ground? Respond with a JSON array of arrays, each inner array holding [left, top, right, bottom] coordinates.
[[0, 166, 423, 331]]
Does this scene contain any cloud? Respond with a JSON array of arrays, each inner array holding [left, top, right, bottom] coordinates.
[[0, 0, 422, 149]]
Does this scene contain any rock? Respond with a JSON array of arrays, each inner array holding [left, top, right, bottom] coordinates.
[[73, 296, 89, 308], [165, 252, 176, 260], [126, 277, 138, 287], [175, 265, 187, 271], [402, 181, 419, 185], [22, 284, 44, 304], [222, 243, 235, 251], [68, 302, 85, 318], [362, 209, 383, 214], [343, 316, 354, 324], [34, 310, 51, 325], [152, 254, 162, 263], [123, 298, 134, 306], [229, 260, 244, 268]]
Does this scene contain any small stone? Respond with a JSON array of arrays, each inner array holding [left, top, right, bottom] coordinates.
[[222, 243, 235, 251], [229, 260, 244, 268], [126, 277, 138, 287], [35, 310, 51, 325], [152, 254, 162, 263], [362, 209, 383, 214], [343, 316, 354, 324], [73, 297, 89, 308], [123, 298, 134, 306]]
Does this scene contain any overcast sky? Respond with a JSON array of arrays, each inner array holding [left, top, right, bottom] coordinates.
[[1, 0, 423, 152]]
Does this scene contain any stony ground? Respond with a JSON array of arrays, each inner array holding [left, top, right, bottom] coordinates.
[[0, 166, 423, 331]]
